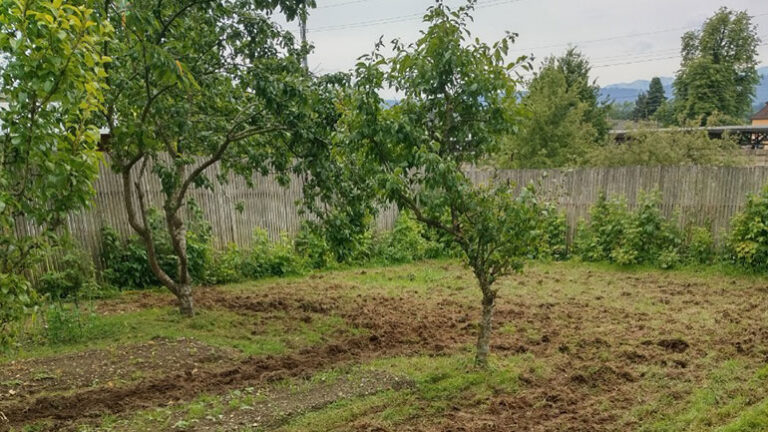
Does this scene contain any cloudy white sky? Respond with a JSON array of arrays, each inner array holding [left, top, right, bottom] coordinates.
[[274, 0, 768, 95]]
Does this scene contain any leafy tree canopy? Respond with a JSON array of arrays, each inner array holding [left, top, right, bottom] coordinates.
[[0, 0, 111, 343], [545, 48, 610, 139], [674, 7, 761, 123], [496, 63, 599, 168], [103, 0, 322, 316], [493, 48, 606, 168], [320, 0, 547, 367]]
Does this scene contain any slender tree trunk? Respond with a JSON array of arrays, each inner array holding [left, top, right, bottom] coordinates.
[[166, 206, 194, 317], [176, 283, 194, 317], [475, 284, 496, 368]]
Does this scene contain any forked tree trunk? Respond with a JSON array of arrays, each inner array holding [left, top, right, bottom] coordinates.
[[475, 284, 496, 368], [121, 161, 197, 317]]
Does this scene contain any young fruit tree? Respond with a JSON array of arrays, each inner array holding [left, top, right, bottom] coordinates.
[[0, 0, 110, 342], [331, 0, 548, 367], [102, 0, 317, 316]]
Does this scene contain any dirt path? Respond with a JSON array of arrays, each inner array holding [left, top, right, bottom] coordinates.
[[0, 338, 232, 399]]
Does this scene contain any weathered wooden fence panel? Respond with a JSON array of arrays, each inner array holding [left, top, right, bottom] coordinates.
[[18, 164, 768, 268], [469, 165, 768, 241]]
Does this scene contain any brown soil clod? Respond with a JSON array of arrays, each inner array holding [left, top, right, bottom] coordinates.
[[657, 338, 690, 353]]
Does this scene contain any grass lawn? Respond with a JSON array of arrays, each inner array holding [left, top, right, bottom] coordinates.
[[3, 259, 768, 431]]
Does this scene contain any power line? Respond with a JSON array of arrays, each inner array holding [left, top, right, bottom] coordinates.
[[310, 0, 526, 32], [590, 47, 680, 63], [592, 41, 768, 69], [311, 11, 424, 32], [316, 0, 381, 9], [511, 12, 768, 54], [593, 55, 680, 69]]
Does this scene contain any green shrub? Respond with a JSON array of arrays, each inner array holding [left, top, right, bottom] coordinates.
[[658, 248, 682, 270], [531, 202, 568, 260], [100, 226, 159, 290], [616, 191, 683, 266], [687, 226, 715, 264], [574, 192, 629, 262], [43, 304, 94, 345], [729, 185, 768, 272], [0, 273, 37, 349], [372, 212, 427, 263], [295, 222, 335, 269], [36, 238, 100, 302], [242, 229, 306, 279], [100, 202, 215, 290], [206, 244, 245, 285], [576, 190, 684, 268]]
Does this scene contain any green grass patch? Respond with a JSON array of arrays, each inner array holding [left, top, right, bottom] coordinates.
[[5, 306, 355, 361], [637, 361, 768, 432], [279, 353, 532, 431]]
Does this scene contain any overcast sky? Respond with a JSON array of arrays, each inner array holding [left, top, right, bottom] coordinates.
[[274, 0, 768, 96]]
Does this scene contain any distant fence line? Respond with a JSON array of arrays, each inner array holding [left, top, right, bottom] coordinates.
[[16, 163, 768, 268]]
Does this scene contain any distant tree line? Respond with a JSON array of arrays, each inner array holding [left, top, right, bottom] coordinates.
[[493, 6, 761, 170]]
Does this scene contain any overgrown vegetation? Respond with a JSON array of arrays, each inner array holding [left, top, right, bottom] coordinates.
[[728, 185, 768, 272], [0, 0, 110, 346], [98, 211, 467, 291], [575, 191, 706, 269], [585, 128, 745, 167]]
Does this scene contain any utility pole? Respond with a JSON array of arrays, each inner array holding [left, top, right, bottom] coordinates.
[[299, 11, 308, 70]]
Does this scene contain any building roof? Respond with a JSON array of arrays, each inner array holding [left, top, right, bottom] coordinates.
[[753, 103, 768, 121]]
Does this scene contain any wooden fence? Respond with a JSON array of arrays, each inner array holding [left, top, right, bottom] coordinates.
[[16, 164, 768, 267], [468, 165, 768, 241]]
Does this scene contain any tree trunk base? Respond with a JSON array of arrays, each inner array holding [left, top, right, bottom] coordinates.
[[177, 285, 195, 317], [475, 293, 495, 368]]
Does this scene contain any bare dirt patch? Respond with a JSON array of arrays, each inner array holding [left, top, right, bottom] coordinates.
[[0, 289, 472, 431], [5, 263, 768, 432], [0, 338, 232, 400], [150, 371, 411, 432]]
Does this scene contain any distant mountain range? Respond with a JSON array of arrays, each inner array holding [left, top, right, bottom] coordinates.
[[600, 66, 768, 113]]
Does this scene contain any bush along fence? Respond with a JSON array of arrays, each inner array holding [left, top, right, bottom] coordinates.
[[15, 163, 768, 277], [14, 182, 768, 351], [35, 182, 768, 298]]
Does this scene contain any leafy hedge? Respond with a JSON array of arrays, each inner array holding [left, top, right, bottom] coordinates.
[[574, 191, 712, 269], [728, 185, 768, 272]]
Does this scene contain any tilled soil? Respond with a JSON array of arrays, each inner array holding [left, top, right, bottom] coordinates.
[[3, 265, 768, 432], [0, 338, 232, 399], [0, 288, 475, 431], [149, 370, 412, 432]]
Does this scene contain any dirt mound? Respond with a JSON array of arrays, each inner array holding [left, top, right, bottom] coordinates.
[[657, 338, 689, 353], [195, 289, 339, 315], [570, 365, 635, 388]]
